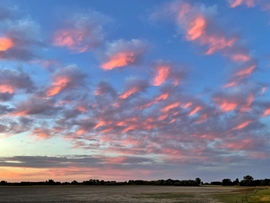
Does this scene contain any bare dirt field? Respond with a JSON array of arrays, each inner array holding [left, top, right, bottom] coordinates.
[[0, 185, 239, 203]]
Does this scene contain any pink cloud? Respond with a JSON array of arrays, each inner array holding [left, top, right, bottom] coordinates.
[[53, 29, 90, 53], [171, 2, 237, 56], [0, 37, 13, 51], [101, 52, 136, 70], [119, 87, 140, 99], [46, 76, 71, 96], [263, 108, 270, 116], [186, 16, 206, 41], [135, 92, 170, 110], [188, 106, 201, 116], [0, 84, 15, 94], [234, 64, 256, 77], [229, 0, 257, 8], [223, 80, 239, 88], [52, 12, 108, 53], [213, 90, 256, 112], [213, 97, 238, 112], [0, 68, 33, 101], [118, 78, 148, 100], [230, 53, 251, 62], [153, 65, 170, 86], [220, 138, 256, 150], [232, 120, 252, 131], [31, 128, 53, 140], [46, 65, 86, 97], [161, 102, 181, 113], [100, 39, 148, 70]]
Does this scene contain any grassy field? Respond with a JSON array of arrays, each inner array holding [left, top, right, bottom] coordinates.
[[0, 185, 269, 202]]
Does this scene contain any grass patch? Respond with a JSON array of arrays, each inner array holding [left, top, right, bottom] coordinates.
[[248, 188, 270, 203], [215, 192, 249, 203], [215, 187, 270, 203]]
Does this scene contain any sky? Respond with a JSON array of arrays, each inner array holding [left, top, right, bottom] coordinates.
[[0, 0, 270, 183]]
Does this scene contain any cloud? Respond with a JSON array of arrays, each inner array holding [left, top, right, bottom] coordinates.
[[0, 8, 44, 61], [224, 60, 257, 88], [46, 64, 86, 97], [31, 128, 54, 140], [53, 11, 110, 53], [10, 97, 58, 117], [0, 68, 33, 101], [94, 81, 117, 97], [165, 1, 237, 55], [0, 37, 13, 51], [0, 4, 19, 21], [152, 1, 255, 66], [153, 65, 170, 86], [119, 78, 148, 100], [212, 91, 255, 112], [152, 62, 186, 86], [229, 0, 257, 8], [263, 108, 270, 116], [101, 39, 148, 70]]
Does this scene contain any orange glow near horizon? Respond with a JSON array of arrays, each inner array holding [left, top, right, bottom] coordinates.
[[153, 66, 170, 86], [101, 52, 136, 70], [0, 37, 13, 51], [187, 17, 206, 41]]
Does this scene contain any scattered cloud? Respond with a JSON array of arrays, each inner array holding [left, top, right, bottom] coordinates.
[[53, 11, 110, 53], [101, 39, 148, 70], [46, 64, 86, 97], [0, 68, 33, 101]]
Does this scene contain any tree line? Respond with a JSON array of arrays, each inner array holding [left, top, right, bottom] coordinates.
[[0, 175, 269, 186]]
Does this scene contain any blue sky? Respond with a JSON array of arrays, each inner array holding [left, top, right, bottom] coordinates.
[[0, 0, 270, 182]]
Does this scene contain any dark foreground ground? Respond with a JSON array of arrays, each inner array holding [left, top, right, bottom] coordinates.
[[0, 185, 236, 203]]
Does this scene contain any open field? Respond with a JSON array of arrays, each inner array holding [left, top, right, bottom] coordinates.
[[0, 185, 269, 203]]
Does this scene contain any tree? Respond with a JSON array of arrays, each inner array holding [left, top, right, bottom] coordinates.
[[240, 175, 254, 186], [244, 175, 254, 182], [222, 179, 233, 186], [195, 178, 201, 185], [0, 180, 7, 185], [233, 178, 239, 185]]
